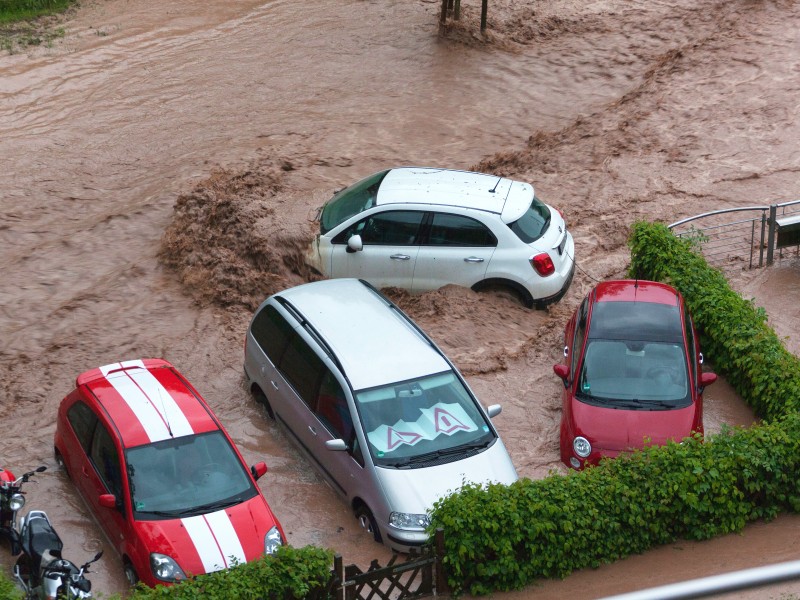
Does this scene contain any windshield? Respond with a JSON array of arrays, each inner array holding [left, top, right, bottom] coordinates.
[[577, 339, 690, 409], [126, 431, 256, 520], [508, 196, 551, 243], [355, 371, 494, 467], [320, 170, 389, 234]]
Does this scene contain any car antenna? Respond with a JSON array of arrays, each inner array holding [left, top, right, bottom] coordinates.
[[489, 176, 502, 193], [158, 388, 174, 438]]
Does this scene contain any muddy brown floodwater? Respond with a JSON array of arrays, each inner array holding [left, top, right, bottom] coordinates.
[[2, 0, 800, 597]]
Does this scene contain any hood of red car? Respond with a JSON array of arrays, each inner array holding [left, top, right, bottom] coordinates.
[[135, 495, 278, 578], [571, 400, 699, 452]]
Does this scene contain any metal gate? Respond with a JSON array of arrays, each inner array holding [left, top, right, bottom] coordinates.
[[669, 199, 800, 268]]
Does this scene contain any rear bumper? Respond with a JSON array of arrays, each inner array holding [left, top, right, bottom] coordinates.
[[534, 256, 575, 308]]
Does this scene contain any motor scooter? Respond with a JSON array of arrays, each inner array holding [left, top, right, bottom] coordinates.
[[0, 465, 46, 554], [13, 509, 103, 600]]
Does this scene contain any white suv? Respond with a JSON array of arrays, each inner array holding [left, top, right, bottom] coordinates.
[[306, 167, 575, 308]]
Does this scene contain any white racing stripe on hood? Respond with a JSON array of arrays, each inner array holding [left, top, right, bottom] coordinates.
[[101, 360, 194, 443], [182, 510, 247, 573]]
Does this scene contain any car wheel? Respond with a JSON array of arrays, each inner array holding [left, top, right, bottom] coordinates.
[[124, 561, 139, 586], [54, 448, 70, 479], [355, 504, 382, 543], [473, 280, 534, 309], [253, 387, 275, 420]]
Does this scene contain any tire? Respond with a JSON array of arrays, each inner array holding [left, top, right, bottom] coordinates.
[[124, 561, 139, 586], [253, 388, 275, 420], [54, 448, 70, 479], [355, 504, 382, 543], [473, 280, 534, 309]]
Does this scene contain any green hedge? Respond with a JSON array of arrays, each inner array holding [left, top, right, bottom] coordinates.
[[127, 545, 333, 600], [0, 568, 22, 600], [428, 221, 800, 595]]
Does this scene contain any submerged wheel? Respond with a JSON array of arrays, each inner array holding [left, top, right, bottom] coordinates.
[[252, 388, 275, 420], [355, 504, 382, 543], [124, 561, 139, 586]]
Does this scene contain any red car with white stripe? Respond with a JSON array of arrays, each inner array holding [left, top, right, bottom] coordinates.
[[54, 359, 286, 587]]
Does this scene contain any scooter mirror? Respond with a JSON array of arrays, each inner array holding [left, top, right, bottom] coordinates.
[[35, 466, 47, 473]]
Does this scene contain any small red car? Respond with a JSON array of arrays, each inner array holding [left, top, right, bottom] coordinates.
[[554, 280, 717, 469], [54, 359, 286, 587]]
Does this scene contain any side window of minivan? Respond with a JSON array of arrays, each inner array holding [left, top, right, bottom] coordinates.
[[280, 332, 325, 410], [316, 370, 354, 443], [251, 305, 294, 365], [67, 401, 98, 454]]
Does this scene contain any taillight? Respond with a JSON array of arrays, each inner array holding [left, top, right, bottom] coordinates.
[[531, 253, 555, 276]]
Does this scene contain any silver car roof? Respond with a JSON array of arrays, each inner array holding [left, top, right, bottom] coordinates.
[[376, 167, 534, 223], [271, 279, 450, 391]]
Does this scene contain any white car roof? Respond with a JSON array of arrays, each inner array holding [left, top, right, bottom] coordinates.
[[376, 167, 534, 223], [273, 279, 450, 391]]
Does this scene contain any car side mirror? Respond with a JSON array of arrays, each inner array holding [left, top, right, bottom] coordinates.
[[325, 439, 348, 452], [486, 404, 502, 418], [346, 235, 363, 253], [98, 494, 117, 509], [251, 462, 268, 481], [699, 371, 717, 390], [553, 364, 570, 388]]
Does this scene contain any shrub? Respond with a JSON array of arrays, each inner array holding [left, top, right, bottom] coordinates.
[[429, 221, 800, 595]]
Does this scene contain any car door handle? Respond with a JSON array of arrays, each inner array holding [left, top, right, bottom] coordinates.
[[464, 257, 485, 263], [82, 467, 91, 478], [390, 254, 411, 261], [271, 380, 278, 390], [308, 425, 317, 436]]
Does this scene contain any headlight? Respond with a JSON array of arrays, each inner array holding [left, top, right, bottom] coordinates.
[[150, 554, 186, 582], [9, 493, 25, 512], [573, 436, 591, 458], [264, 525, 282, 555], [389, 512, 429, 531]]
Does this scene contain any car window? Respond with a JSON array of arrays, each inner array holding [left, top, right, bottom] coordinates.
[[320, 170, 389, 234], [571, 297, 589, 378], [354, 371, 494, 466], [126, 431, 257, 519], [251, 304, 294, 365], [279, 332, 325, 409], [508, 196, 551, 243], [578, 339, 690, 407], [426, 213, 497, 247], [316, 370, 355, 443], [334, 211, 425, 246], [89, 423, 123, 499], [67, 400, 98, 454]]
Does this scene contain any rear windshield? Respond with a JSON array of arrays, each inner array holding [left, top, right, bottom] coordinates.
[[320, 170, 389, 234], [508, 196, 551, 243]]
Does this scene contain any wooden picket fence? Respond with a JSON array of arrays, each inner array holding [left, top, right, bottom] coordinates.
[[312, 529, 448, 600]]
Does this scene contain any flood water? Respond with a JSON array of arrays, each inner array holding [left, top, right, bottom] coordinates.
[[2, 0, 799, 596]]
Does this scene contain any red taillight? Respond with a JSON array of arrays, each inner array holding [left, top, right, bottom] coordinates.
[[531, 253, 555, 276]]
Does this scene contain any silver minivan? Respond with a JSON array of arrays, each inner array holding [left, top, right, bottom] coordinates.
[[243, 278, 518, 551]]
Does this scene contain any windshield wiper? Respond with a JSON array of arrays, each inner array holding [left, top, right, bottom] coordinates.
[[387, 439, 493, 468]]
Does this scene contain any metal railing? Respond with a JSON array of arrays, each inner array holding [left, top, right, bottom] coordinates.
[[600, 559, 800, 600], [668, 200, 800, 268]]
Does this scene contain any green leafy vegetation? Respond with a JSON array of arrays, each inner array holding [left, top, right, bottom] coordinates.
[[124, 545, 334, 599], [428, 221, 800, 595], [0, 0, 75, 53]]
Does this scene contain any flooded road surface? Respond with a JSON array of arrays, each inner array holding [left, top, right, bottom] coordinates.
[[1, 0, 799, 596]]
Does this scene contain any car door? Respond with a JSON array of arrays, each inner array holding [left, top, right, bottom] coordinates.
[[411, 212, 495, 293], [86, 420, 131, 546], [329, 210, 423, 289], [311, 368, 367, 499]]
